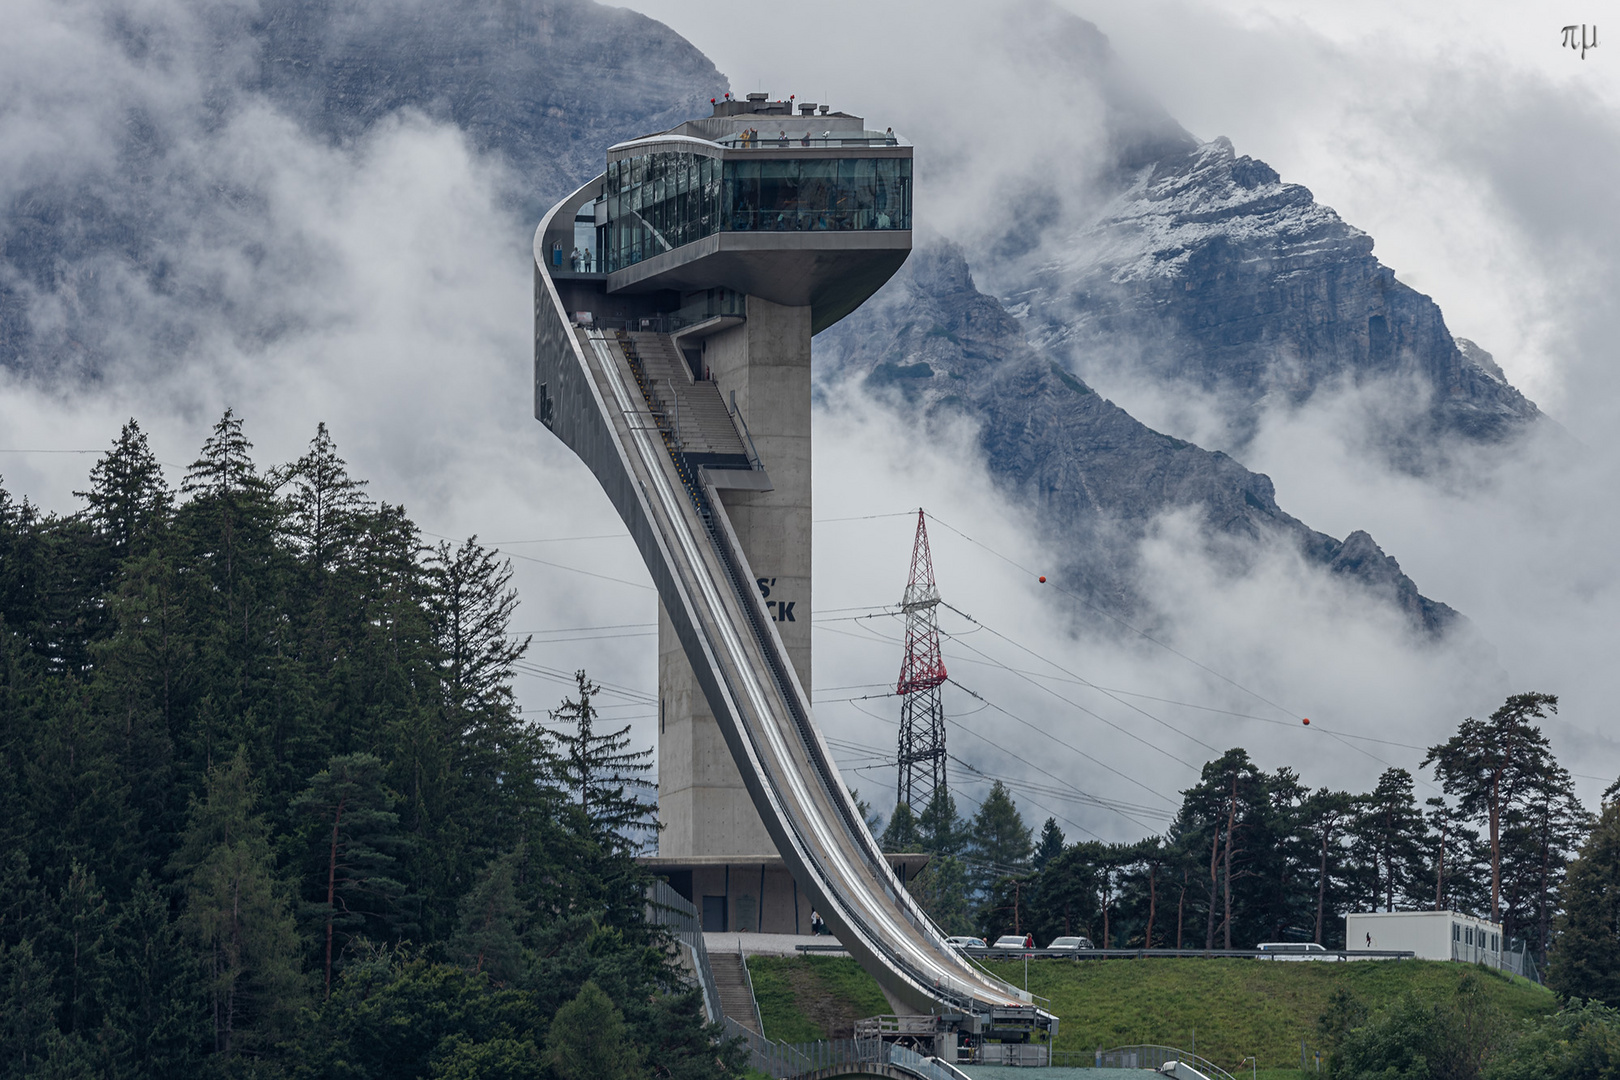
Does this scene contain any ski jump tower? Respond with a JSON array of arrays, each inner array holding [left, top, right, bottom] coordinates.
[[532, 94, 1052, 1049], [537, 94, 915, 933]]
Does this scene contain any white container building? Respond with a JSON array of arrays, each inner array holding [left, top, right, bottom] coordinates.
[[1345, 911, 1532, 977]]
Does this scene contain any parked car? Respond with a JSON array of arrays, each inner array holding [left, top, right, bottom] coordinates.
[[945, 936, 987, 950], [992, 934, 1033, 950], [1255, 941, 1333, 961], [1048, 936, 1095, 950]]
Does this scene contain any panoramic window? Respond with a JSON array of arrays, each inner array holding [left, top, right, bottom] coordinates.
[[602, 151, 912, 272]]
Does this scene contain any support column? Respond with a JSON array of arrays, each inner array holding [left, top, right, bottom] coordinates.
[[657, 296, 812, 859]]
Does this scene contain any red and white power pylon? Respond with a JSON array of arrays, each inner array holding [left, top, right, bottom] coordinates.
[[896, 509, 948, 812]]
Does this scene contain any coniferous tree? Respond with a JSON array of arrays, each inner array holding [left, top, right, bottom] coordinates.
[[79, 419, 173, 563], [918, 788, 966, 858], [966, 781, 1031, 900], [291, 752, 410, 996], [169, 748, 305, 1058], [1352, 768, 1429, 912], [104, 873, 207, 1079], [880, 802, 922, 853], [451, 848, 526, 984], [1033, 818, 1065, 872], [545, 980, 643, 1080], [1549, 802, 1620, 1006], [1424, 691, 1560, 925], [1301, 789, 1355, 943], [551, 671, 655, 852]]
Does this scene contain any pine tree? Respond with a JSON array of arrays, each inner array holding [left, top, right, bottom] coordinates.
[[1352, 768, 1429, 912], [1549, 802, 1620, 1006], [1301, 789, 1355, 944], [1424, 692, 1560, 924], [169, 748, 305, 1058]]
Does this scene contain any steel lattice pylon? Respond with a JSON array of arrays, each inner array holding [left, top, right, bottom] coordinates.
[[896, 509, 947, 812]]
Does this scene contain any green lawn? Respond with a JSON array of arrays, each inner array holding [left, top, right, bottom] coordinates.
[[980, 958, 1554, 1073], [746, 956, 1555, 1071], [747, 955, 892, 1042]]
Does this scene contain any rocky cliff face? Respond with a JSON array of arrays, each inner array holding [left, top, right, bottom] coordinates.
[[0, 0, 723, 377], [998, 135, 1541, 465], [818, 244, 1459, 636]]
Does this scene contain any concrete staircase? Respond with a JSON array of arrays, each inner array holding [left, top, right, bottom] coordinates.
[[623, 331, 751, 464], [708, 951, 762, 1035]]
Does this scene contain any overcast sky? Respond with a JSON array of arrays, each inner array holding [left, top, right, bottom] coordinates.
[[1, 0, 1616, 839]]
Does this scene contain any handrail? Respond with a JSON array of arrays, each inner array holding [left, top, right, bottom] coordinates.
[[644, 881, 723, 1025], [738, 953, 765, 1039]]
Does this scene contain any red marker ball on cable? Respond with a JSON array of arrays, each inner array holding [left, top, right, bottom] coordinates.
[[1038, 576, 1046, 583], [1302, 718, 1310, 726]]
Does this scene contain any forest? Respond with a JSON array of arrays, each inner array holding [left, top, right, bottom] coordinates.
[[881, 693, 1606, 979], [0, 414, 743, 1079], [8, 411, 1620, 1080]]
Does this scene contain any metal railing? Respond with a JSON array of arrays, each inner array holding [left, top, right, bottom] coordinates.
[[645, 881, 723, 1025], [717, 134, 902, 149], [722, 1017, 966, 1080], [1452, 939, 1540, 982], [966, 946, 1415, 961], [1066, 1044, 1237, 1079]]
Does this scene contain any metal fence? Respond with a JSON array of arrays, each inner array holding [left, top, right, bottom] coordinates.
[[722, 1017, 970, 1079], [644, 881, 723, 1024], [1452, 939, 1540, 982]]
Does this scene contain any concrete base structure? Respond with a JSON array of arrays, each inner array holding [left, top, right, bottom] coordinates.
[[643, 854, 929, 935], [656, 296, 813, 863]]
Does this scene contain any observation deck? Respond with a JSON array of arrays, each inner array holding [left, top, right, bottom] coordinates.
[[537, 93, 912, 334]]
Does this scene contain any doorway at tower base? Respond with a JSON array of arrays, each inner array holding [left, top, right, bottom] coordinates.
[[639, 853, 930, 935]]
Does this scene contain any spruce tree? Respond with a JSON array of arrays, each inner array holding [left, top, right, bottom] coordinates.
[[291, 752, 410, 996], [917, 788, 965, 858], [551, 671, 655, 852], [880, 802, 921, 853], [545, 979, 643, 1080], [169, 748, 305, 1058], [78, 418, 172, 562], [1033, 817, 1065, 872], [451, 849, 526, 984], [966, 781, 1032, 899]]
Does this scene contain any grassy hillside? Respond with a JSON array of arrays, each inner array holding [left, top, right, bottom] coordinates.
[[747, 956, 892, 1042], [749, 956, 1555, 1071], [983, 958, 1553, 1071]]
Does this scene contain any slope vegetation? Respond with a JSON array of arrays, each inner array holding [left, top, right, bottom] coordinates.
[[750, 955, 1554, 1069]]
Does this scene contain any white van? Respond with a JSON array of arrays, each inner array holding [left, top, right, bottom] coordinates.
[[1255, 942, 1334, 961]]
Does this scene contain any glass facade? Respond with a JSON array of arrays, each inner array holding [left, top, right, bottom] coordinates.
[[602, 151, 911, 273]]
